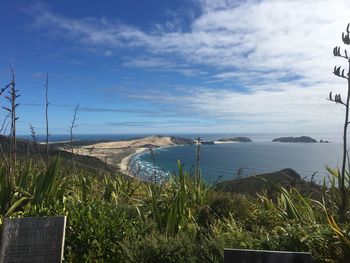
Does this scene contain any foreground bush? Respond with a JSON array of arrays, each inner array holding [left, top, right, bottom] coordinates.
[[0, 158, 348, 262]]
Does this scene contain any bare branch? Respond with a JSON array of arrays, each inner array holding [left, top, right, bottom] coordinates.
[[343, 31, 350, 45], [327, 98, 347, 107], [333, 66, 349, 79], [2, 66, 20, 184], [70, 103, 80, 160], [45, 73, 49, 166], [0, 83, 11, 96], [333, 46, 349, 60], [0, 113, 10, 134], [327, 91, 347, 106]]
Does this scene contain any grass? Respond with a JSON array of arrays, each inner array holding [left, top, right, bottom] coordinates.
[[0, 154, 348, 263]]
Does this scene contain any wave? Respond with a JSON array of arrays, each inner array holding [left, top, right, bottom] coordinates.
[[129, 154, 171, 182]]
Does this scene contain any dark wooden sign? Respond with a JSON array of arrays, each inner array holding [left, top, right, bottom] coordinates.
[[224, 249, 312, 263], [0, 216, 66, 263]]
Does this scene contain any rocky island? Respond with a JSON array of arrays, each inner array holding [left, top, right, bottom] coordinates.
[[319, 139, 330, 143], [217, 137, 252, 143], [201, 141, 215, 145], [272, 136, 317, 143]]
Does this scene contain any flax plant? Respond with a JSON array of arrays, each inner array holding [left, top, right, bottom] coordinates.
[[2, 69, 20, 186], [144, 160, 208, 237], [329, 23, 350, 221]]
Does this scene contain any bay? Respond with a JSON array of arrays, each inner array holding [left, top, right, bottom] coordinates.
[[135, 141, 342, 184]]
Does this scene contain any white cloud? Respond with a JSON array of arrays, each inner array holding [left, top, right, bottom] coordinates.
[[29, 1, 350, 81], [122, 57, 206, 76], [122, 82, 344, 133], [103, 50, 113, 57], [27, 0, 350, 133]]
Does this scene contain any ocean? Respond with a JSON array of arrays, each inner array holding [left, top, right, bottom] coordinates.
[[132, 133, 343, 184], [21, 133, 343, 184]]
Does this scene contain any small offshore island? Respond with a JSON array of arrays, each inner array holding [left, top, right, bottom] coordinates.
[[272, 136, 318, 143], [199, 136, 253, 145], [217, 137, 253, 143]]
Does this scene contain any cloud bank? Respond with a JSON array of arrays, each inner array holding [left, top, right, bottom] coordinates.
[[26, 0, 350, 133]]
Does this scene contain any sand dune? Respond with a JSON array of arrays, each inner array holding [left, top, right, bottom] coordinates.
[[69, 136, 179, 175]]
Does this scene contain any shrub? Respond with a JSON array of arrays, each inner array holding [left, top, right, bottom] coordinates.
[[119, 233, 198, 263]]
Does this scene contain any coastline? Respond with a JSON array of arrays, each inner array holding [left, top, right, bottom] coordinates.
[[119, 148, 149, 177], [119, 144, 187, 177], [56, 134, 340, 184], [65, 135, 188, 177]]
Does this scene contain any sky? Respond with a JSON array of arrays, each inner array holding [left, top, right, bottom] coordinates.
[[0, 0, 350, 136]]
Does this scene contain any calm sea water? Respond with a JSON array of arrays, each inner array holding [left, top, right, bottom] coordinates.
[[20, 133, 343, 184], [134, 134, 343, 184]]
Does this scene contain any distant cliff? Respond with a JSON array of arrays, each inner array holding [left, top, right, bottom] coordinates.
[[201, 141, 215, 145], [170, 136, 195, 145], [218, 137, 252, 143], [215, 168, 322, 199], [272, 136, 317, 143]]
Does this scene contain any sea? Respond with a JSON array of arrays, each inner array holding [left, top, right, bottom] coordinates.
[[21, 133, 343, 185], [131, 133, 343, 185]]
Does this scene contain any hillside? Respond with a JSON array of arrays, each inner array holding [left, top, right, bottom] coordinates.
[[215, 168, 323, 199], [0, 135, 113, 173]]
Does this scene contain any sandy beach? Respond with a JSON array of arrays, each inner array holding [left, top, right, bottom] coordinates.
[[119, 148, 149, 177], [213, 141, 239, 144], [69, 135, 185, 176]]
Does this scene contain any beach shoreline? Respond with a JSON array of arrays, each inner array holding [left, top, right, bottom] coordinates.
[[119, 148, 149, 177], [64, 135, 193, 177], [120, 144, 189, 177]]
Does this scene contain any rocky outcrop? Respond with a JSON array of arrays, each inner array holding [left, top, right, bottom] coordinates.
[[170, 136, 195, 145]]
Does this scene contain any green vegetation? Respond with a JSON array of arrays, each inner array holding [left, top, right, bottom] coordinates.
[[0, 154, 348, 262]]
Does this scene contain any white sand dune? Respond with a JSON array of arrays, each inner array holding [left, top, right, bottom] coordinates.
[[68, 136, 178, 175]]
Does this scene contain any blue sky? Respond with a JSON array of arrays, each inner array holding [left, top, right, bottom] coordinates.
[[0, 0, 349, 136]]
